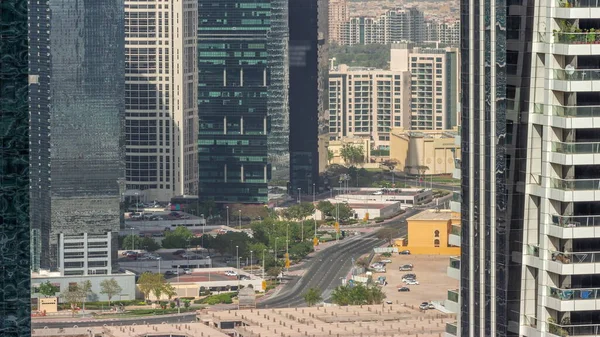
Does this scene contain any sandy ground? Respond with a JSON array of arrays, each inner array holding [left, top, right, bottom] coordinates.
[[376, 254, 459, 307]]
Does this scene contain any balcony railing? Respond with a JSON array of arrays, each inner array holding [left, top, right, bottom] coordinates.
[[445, 322, 458, 335], [451, 224, 461, 236], [557, 0, 600, 7], [552, 141, 600, 154], [549, 322, 600, 336], [550, 250, 600, 264], [551, 178, 600, 190], [552, 214, 600, 227], [526, 244, 540, 257], [549, 286, 600, 300], [534, 103, 600, 117], [555, 68, 600, 81], [449, 256, 460, 269], [554, 32, 600, 44], [447, 289, 459, 302]]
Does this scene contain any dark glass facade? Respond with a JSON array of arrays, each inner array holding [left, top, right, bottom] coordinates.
[[288, 0, 322, 194], [29, 0, 125, 271], [197, 0, 271, 203], [0, 0, 31, 334], [460, 0, 530, 334]]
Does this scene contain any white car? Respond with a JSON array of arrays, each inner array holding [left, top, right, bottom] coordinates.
[[373, 191, 383, 195], [225, 271, 237, 276], [183, 269, 192, 275], [380, 259, 392, 263], [405, 280, 419, 285]]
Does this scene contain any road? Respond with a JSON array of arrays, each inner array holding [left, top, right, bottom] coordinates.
[[258, 208, 419, 308], [32, 313, 198, 329]]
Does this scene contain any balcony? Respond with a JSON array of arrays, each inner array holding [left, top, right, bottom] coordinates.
[[548, 322, 600, 336], [547, 286, 600, 311], [449, 224, 461, 247], [555, 0, 600, 19], [535, 103, 600, 118], [537, 32, 600, 55], [551, 142, 600, 165], [447, 256, 460, 280], [549, 214, 600, 239], [550, 178, 600, 202], [554, 32, 600, 44], [557, 0, 600, 7], [552, 68, 600, 92], [553, 142, 600, 154], [445, 322, 458, 337], [547, 249, 600, 274]]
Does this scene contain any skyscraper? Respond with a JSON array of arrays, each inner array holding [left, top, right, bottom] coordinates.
[[124, 0, 198, 202], [288, 0, 324, 194], [197, 0, 284, 203], [458, 0, 531, 333], [29, 0, 125, 273], [1, 0, 31, 334], [328, 0, 348, 44]]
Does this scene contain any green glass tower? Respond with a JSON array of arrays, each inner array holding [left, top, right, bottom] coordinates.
[[197, 0, 278, 203]]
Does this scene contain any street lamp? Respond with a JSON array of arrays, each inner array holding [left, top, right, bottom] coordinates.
[[130, 227, 135, 251], [226, 206, 229, 227], [297, 188, 301, 204], [236, 245, 239, 270], [313, 183, 316, 203], [238, 210, 241, 230], [250, 250, 253, 271], [262, 250, 265, 280]]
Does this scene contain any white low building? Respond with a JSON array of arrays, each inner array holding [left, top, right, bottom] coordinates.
[[32, 270, 136, 302]]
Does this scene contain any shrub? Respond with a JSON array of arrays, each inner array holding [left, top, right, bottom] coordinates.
[[169, 301, 175, 309]]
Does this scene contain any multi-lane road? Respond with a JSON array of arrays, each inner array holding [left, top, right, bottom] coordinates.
[[258, 208, 419, 308]]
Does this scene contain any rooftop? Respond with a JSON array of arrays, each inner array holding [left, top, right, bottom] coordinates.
[[32, 322, 229, 337], [407, 209, 458, 221], [199, 304, 456, 337]]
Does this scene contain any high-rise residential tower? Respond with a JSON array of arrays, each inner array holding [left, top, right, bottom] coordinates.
[[29, 0, 125, 273], [328, 0, 348, 44], [124, 0, 198, 202], [1, 0, 30, 334], [197, 0, 287, 203]]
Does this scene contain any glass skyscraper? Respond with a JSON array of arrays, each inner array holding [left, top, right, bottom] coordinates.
[[0, 0, 31, 335], [29, 0, 125, 272], [197, 0, 283, 203]]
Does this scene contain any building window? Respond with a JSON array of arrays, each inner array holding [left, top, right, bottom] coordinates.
[[434, 230, 440, 237], [434, 239, 440, 247]]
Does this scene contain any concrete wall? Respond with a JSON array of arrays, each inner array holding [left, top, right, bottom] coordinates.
[[390, 128, 460, 175], [32, 272, 136, 302], [404, 213, 461, 255]]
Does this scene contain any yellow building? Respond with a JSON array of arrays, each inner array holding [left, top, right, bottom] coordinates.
[[399, 209, 460, 255], [389, 128, 460, 175]]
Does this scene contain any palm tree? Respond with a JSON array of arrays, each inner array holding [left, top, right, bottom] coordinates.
[[303, 287, 323, 307]]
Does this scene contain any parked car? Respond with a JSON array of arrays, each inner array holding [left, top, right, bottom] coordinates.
[[399, 250, 411, 255], [183, 269, 192, 275], [398, 287, 410, 292], [405, 280, 419, 285], [419, 302, 429, 310], [403, 273, 417, 279], [380, 259, 392, 263], [173, 250, 186, 255], [122, 250, 135, 256], [428, 303, 435, 309], [385, 300, 393, 304], [399, 264, 413, 271]]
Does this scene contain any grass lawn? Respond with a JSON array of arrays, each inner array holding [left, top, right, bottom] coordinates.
[[93, 307, 196, 319]]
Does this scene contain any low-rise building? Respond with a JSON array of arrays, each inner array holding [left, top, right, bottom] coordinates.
[[327, 137, 371, 166], [389, 127, 460, 175], [31, 269, 136, 303], [401, 209, 460, 255]]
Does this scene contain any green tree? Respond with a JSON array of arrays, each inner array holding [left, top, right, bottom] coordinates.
[[61, 284, 85, 317], [331, 284, 386, 306], [162, 226, 194, 248], [340, 144, 365, 166], [316, 201, 335, 218], [267, 266, 282, 277], [99, 278, 122, 306], [38, 281, 60, 297], [163, 282, 177, 301], [80, 280, 93, 313], [303, 287, 323, 307], [327, 149, 334, 164], [139, 237, 161, 252], [337, 203, 354, 223], [376, 227, 400, 246], [122, 235, 142, 250], [151, 273, 167, 302], [138, 272, 158, 301]]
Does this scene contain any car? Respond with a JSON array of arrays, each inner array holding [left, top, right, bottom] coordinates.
[[380, 259, 392, 263], [399, 250, 411, 255], [173, 250, 186, 255], [183, 269, 192, 275], [405, 280, 419, 285], [373, 191, 383, 195], [165, 271, 174, 275], [419, 302, 429, 310], [385, 300, 393, 304], [225, 271, 237, 276], [399, 265, 413, 271], [428, 303, 435, 309], [403, 273, 416, 279], [398, 287, 410, 292], [122, 250, 135, 256]]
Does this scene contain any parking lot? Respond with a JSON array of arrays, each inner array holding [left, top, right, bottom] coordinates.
[[376, 254, 458, 308], [165, 271, 236, 283]]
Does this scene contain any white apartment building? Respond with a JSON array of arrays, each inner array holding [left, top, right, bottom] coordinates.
[[328, 64, 411, 150], [391, 43, 459, 130], [124, 0, 198, 202], [59, 232, 113, 276], [437, 20, 460, 46], [340, 7, 425, 46]]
